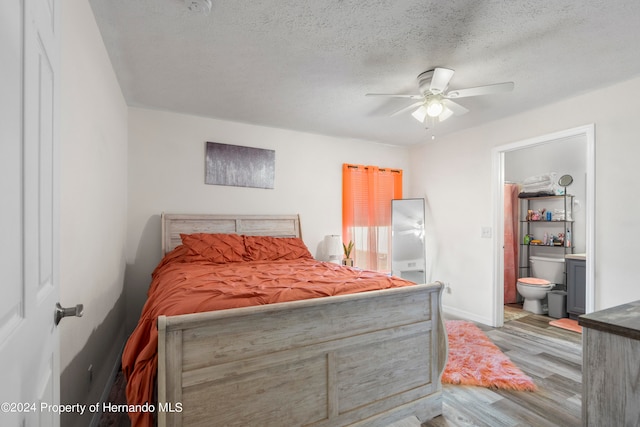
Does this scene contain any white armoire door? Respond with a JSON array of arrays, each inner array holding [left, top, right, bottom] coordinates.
[[0, 0, 61, 425]]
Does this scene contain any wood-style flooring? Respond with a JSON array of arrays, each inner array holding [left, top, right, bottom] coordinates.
[[424, 308, 582, 427]]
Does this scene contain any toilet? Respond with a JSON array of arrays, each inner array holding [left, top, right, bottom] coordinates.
[[517, 256, 565, 314]]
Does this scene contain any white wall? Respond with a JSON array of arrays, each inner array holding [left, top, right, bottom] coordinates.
[[60, 0, 128, 424], [125, 108, 410, 328], [409, 75, 640, 324]]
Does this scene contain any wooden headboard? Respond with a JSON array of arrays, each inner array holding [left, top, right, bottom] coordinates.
[[161, 213, 302, 255]]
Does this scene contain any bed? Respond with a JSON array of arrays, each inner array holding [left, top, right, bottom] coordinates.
[[123, 213, 446, 427]]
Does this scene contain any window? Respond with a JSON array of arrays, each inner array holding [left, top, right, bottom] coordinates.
[[342, 164, 403, 272]]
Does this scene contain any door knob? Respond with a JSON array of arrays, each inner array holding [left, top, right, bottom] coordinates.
[[54, 302, 84, 326]]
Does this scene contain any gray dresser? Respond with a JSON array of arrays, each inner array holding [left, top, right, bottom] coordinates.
[[579, 301, 640, 426]]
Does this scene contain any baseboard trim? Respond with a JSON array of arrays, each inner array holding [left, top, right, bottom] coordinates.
[[89, 340, 125, 427], [442, 305, 493, 326]]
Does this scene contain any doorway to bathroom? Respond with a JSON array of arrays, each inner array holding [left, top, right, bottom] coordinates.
[[491, 125, 595, 327]]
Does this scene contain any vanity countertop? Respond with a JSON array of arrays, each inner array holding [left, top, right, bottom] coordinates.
[[565, 253, 586, 260], [579, 300, 640, 341]]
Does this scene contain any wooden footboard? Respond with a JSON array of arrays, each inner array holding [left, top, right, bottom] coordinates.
[[157, 282, 446, 426]]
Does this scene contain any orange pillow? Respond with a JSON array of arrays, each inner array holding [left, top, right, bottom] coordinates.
[[244, 236, 313, 261], [180, 233, 246, 263]]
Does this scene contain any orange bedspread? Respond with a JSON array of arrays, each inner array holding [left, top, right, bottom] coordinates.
[[122, 245, 414, 427]]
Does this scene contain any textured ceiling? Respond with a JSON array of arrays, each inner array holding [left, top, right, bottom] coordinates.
[[90, 0, 640, 145]]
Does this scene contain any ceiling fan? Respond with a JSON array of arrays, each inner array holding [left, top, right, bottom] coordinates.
[[366, 68, 514, 127]]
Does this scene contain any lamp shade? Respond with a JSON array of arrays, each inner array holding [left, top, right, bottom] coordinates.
[[324, 235, 343, 264], [411, 105, 428, 123]]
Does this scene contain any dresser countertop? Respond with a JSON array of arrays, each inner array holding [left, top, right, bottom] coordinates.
[[579, 300, 640, 341]]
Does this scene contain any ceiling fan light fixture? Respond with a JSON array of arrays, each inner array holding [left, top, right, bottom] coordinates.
[[411, 105, 428, 123], [426, 99, 444, 117], [438, 106, 454, 122], [367, 67, 515, 128]]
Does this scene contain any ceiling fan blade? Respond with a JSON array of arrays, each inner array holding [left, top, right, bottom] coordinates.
[[429, 68, 454, 94], [445, 81, 514, 99], [442, 99, 469, 116], [390, 101, 424, 117], [366, 93, 423, 100]]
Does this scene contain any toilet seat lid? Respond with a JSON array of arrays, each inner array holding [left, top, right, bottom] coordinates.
[[518, 277, 551, 286]]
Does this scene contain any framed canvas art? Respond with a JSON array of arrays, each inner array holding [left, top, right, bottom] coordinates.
[[205, 142, 275, 189]]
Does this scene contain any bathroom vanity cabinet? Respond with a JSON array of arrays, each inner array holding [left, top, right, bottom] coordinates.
[[519, 194, 574, 288], [566, 255, 586, 319]]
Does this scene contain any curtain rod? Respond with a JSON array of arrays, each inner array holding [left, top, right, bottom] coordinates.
[[346, 164, 402, 173]]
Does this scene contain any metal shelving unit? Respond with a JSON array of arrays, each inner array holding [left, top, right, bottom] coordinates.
[[519, 194, 574, 290]]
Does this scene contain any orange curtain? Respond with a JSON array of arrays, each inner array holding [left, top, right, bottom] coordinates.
[[342, 164, 403, 272]]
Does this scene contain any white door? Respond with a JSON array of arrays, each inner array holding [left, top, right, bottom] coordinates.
[[0, 0, 61, 425]]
